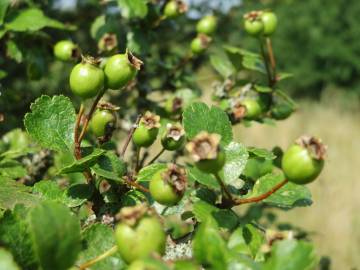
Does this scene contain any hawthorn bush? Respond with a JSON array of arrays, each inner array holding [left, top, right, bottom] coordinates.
[[0, 1, 327, 270]]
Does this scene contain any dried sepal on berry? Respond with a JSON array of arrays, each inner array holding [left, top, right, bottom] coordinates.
[[186, 131, 221, 162], [140, 111, 161, 130]]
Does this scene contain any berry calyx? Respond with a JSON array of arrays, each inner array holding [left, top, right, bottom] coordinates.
[[196, 15, 218, 35], [89, 109, 116, 137], [54, 40, 79, 62], [69, 56, 105, 99], [191, 34, 212, 55], [161, 123, 185, 151], [244, 11, 264, 36], [282, 136, 326, 184], [149, 164, 187, 206], [163, 0, 188, 18], [98, 33, 118, 54], [261, 11, 278, 36], [132, 112, 161, 148], [104, 50, 143, 90], [115, 204, 166, 263], [186, 132, 226, 174], [164, 96, 183, 116]]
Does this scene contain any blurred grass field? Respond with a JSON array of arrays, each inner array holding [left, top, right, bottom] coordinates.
[[233, 93, 360, 269]]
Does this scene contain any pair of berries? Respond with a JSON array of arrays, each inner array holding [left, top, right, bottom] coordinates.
[[191, 15, 217, 55], [66, 50, 142, 99], [244, 11, 277, 37]]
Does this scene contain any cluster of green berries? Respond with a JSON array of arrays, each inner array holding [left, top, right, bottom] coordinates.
[[243, 10, 278, 36], [191, 15, 217, 55]]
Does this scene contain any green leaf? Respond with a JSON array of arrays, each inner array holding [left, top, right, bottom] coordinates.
[[90, 15, 119, 41], [32, 181, 89, 208], [0, 177, 40, 210], [183, 102, 233, 145], [0, 0, 10, 25], [77, 223, 124, 270], [277, 72, 294, 81], [220, 142, 248, 187], [117, 0, 148, 19], [137, 163, 167, 182], [247, 147, 276, 160], [0, 160, 27, 178], [210, 53, 235, 78], [0, 248, 21, 270], [5, 8, 72, 32], [58, 148, 105, 174], [24, 95, 76, 153], [187, 166, 220, 190], [6, 40, 23, 62], [193, 217, 229, 270], [263, 240, 317, 270], [0, 69, 7, 79], [91, 151, 127, 181], [254, 85, 272, 93], [29, 201, 81, 270], [0, 205, 38, 269], [250, 173, 312, 208], [228, 224, 265, 259], [0, 129, 34, 159]]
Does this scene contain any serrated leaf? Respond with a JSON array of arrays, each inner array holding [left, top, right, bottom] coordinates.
[[250, 173, 312, 208], [77, 223, 124, 270], [117, 0, 148, 19], [228, 224, 265, 259], [24, 95, 76, 153], [0, 160, 27, 178], [29, 201, 81, 270], [0, 177, 40, 210], [137, 163, 167, 182], [91, 151, 127, 181], [263, 240, 317, 270], [193, 216, 229, 270], [220, 142, 248, 187], [187, 166, 220, 190], [0, 248, 21, 270], [58, 148, 105, 174], [0, 205, 38, 269], [247, 147, 276, 160], [32, 181, 89, 208], [210, 53, 235, 78], [5, 8, 72, 32], [183, 102, 233, 145]]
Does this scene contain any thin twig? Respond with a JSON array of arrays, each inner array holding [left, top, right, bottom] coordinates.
[[147, 148, 166, 166], [214, 173, 233, 201], [123, 176, 149, 193], [78, 89, 106, 143], [266, 37, 276, 83], [74, 104, 85, 160], [120, 114, 142, 157], [234, 179, 288, 205], [135, 147, 141, 172], [78, 245, 118, 270], [259, 37, 273, 87]]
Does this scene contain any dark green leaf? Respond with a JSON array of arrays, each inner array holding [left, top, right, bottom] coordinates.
[[117, 0, 148, 19], [247, 147, 276, 160], [77, 223, 124, 270], [0, 160, 27, 178], [0, 0, 10, 25], [29, 201, 81, 270], [0, 205, 38, 269], [0, 248, 21, 270], [58, 148, 105, 174], [91, 151, 127, 181], [183, 102, 233, 145], [263, 240, 317, 270], [0, 177, 40, 210], [24, 95, 76, 153], [187, 166, 220, 190]]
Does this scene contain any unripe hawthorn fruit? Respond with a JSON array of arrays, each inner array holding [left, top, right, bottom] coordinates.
[[244, 11, 264, 36], [191, 34, 212, 55], [115, 205, 166, 263], [261, 11, 278, 36], [186, 132, 226, 174], [164, 96, 183, 116], [282, 136, 326, 184], [241, 98, 263, 120], [149, 164, 187, 206], [89, 109, 116, 137], [69, 57, 105, 99], [196, 15, 217, 35], [161, 123, 185, 151], [54, 40, 79, 62], [271, 101, 294, 120], [132, 112, 160, 148], [164, 0, 187, 18], [104, 51, 143, 90]]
